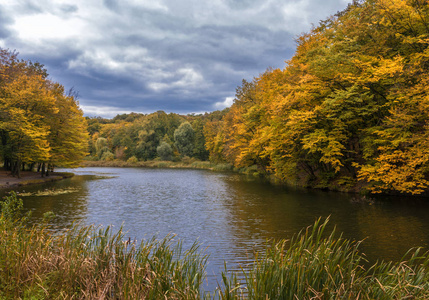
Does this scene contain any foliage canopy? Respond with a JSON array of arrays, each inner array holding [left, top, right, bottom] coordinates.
[[0, 49, 88, 176], [204, 0, 429, 195]]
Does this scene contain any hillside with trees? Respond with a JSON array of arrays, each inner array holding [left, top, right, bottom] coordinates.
[[0, 49, 88, 178], [205, 0, 429, 195]]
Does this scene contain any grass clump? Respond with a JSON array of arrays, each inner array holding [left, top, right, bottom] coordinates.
[[190, 161, 212, 169], [0, 192, 208, 300], [218, 217, 429, 299], [212, 163, 234, 172]]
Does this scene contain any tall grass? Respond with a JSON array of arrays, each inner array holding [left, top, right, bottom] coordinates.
[[212, 163, 234, 172], [218, 217, 429, 299], [0, 193, 208, 299], [1, 193, 429, 299]]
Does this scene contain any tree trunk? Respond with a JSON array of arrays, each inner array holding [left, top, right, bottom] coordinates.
[[12, 159, 22, 178], [3, 158, 10, 170], [17, 160, 21, 178]]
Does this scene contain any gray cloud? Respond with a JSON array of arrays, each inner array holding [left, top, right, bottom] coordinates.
[[0, 0, 350, 117], [0, 8, 13, 39]]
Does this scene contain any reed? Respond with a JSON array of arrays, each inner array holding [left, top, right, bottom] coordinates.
[[190, 161, 213, 169], [218, 217, 429, 299], [0, 193, 208, 299], [2, 193, 429, 299], [212, 163, 234, 172]]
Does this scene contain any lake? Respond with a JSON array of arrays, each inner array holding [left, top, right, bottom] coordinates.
[[2, 167, 429, 291]]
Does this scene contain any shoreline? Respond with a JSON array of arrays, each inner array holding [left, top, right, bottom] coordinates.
[[0, 171, 74, 189], [80, 160, 429, 198], [79, 159, 234, 171]]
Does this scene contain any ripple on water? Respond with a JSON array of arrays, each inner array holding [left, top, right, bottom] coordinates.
[[6, 166, 429, 293]]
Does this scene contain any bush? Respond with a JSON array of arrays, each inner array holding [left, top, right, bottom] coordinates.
[[127, 156, 139, 163], [181, 156, 196, 164], [190, 161, 212, 169], [0, 192, 25, 223], [101, 151, 115, 161]]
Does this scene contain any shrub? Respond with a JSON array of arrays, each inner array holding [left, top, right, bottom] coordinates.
[[101, 151, 115, 161], [127, 156, 139, 163], [190, 161, 212, 169], [181, 156, 196, 164]]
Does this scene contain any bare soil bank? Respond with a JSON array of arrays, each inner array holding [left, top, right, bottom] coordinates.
[[0, 170, 74, 189]]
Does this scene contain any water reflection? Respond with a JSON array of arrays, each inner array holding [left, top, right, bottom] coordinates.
[[1, 167, 429, 290], [355, 200, 429, 262], [1, 175, 89, 229]]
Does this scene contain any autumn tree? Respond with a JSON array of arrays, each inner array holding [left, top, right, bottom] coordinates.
[[205, 0, 429, 194], [0, 48, 88, 176], [45, 84, 88, 169]]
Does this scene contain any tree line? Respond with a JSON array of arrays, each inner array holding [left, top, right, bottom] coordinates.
[[86, 110, 227, 163], [0, 49, 88, 178]]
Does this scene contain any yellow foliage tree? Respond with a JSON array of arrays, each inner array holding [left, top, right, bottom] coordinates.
[[204, 0, 429, 194], [0, 49, 88, 177]]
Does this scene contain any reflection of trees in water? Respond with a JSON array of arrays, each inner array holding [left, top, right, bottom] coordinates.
[[217, 174, 429, 264], [356, 204, 429, 264], [7, 175, 92, 229], [219, 176, 299, 242], [219, 175, 350, 242]]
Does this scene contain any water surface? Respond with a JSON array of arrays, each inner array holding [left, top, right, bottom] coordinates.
[[2, 167, 429, 290]]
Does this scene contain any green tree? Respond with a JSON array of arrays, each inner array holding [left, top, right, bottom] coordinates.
[[157, 141, 174, 161], [191, 118, 209, 160], [95, 137, 109, 160], [174, 122, 195, 157]]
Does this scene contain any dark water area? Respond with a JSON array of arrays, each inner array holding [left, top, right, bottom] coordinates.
[[2, 167, 429, 291]]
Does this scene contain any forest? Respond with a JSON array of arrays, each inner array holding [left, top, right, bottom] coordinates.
[[0, 49, 88, 178], [85, 110, 226, 163], [3, 0, 429, 195], [204, 0, 429, 195]]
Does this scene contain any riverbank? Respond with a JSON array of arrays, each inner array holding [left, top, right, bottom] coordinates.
[[0, 170, 74, 189], [80, 159, 235, 171]]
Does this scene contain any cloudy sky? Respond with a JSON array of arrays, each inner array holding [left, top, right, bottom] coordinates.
[[1, 0, 349, 118]]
